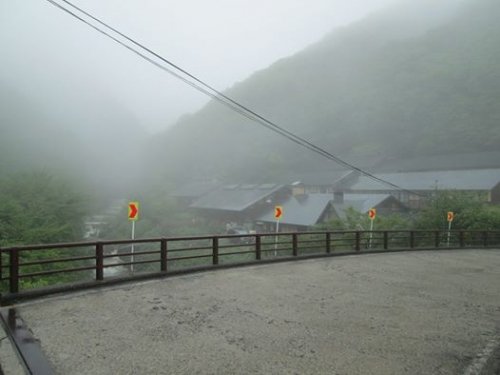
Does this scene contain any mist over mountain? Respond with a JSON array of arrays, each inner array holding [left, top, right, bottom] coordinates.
[[0, 82, 146, 197], [151, 0, 500, 184], [2, 0, 499, 195], [0, 84, 82, 174]]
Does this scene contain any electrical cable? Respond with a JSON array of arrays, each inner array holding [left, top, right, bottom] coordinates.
[[43, 0, 423, 196]]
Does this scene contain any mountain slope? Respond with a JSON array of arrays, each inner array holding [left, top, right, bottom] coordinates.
[[151, 0, 500, 184]]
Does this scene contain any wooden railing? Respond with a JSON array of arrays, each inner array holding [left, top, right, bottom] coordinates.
[[1, 230, 499, 303]]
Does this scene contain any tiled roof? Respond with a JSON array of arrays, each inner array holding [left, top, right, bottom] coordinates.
[[276, 170, 354, 186], [190, 184, 285, 212], [256, 194, 333, 226], [332, 194, 401, 220]]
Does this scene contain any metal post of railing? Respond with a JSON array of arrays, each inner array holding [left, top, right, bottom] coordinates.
[[9, 248, 19, 293], [483, 231, 488, 248], [326, 232, 331, 254], [0, 248, 4, 303], [292, 233, 298, 256], [410, 231, 415, 249], [212, 237, 219, 265], [435, 231, 440, 248], [255, 235, 261, 260], [383, 231, 389, 250], [96, 242, 104, 281], [459, 231, 465, 248], [160, 238, 168, 272], [355, 231, 361, 252]]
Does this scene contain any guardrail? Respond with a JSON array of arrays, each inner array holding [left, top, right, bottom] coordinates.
[[1, 230, 499, 303]]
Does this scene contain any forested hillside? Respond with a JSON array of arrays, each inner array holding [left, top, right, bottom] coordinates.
[[150, 0, 500, 184], [0, 83, 147, 246]]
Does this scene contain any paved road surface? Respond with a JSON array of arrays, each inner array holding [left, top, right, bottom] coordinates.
[[11, 249, 500, 374]]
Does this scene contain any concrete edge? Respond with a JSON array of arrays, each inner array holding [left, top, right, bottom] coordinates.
[[2, 247, 499, 307], [0, 311, 26, 375], [0, 309, 54, 375]]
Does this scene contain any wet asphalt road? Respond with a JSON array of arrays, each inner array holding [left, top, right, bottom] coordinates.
[[11, 249, 500, 374]]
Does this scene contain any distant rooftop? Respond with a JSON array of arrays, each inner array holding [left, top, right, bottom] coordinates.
[[171, 181, 220, 199], [276, 170, 353, 186], [349, 169, 500, 191], [190, 184, 285, 212], [256, 193, 403, 226], [257, 194, 333, 226], [373, 151, 500, 173], [332, 194, 404, 220]]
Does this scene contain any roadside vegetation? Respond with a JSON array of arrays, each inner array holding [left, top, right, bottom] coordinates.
[[0, 171, 91, 292], [1, 171, 499, 295], [317, 192, 500, 233], [0, 171, 88, 246]]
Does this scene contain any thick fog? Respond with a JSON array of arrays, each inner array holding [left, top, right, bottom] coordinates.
[[0, 0, 474, 198], [1, 0, 401, 133], [2, 0, 496, 245]]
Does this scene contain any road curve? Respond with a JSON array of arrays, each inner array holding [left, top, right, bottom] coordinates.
[[14, 249, 500, 374]]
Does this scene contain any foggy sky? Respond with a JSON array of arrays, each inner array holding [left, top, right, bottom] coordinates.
[[0, 0, 400, 133]]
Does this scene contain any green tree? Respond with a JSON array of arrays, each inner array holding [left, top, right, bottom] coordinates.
[[414, 191, 486, 231], [101, 184, 221, 241], [316, 207, 410, 231], [0, 171, 87, 246], [0, 171, 90, 292], [456, 205, 500, 231]]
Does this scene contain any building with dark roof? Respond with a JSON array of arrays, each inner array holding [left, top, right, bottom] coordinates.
[[256, 194, 335, 232], [372, 152, 500, 173], [278, 170, 356, 194], [189, 184, 288, 224], [344, 169, 500, 208], [331, 194, 409, 221], [256, 192, 408, 232], [171, 181, 221, 205]]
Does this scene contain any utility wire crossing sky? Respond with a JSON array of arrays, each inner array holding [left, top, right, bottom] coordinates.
[[44, 0, 421, 196], [0, 0, 399, 132]]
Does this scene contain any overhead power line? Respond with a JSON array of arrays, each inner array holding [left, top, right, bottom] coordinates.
[[43, 0, 422, 196]]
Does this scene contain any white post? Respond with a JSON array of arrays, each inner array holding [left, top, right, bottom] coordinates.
[[131, 220, 135, 272], [447, 220, 452, 247], [274, 219, 280, 256], [369, 219, 374, 249]]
